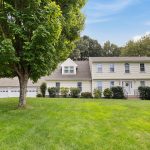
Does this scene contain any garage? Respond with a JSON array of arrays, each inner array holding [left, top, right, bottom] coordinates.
[[0, 78, 40, 98]]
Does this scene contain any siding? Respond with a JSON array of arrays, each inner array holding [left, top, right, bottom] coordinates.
[[91, 62, 150, 80], [92, 80, 150, 96], [47, 80, 92, 93]]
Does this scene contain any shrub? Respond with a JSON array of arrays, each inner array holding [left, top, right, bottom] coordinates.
[[70, 88, 80, 98], [81, 92, 92, 98], [60, 87, 69, 98], [93, 88, 102, 98], [40, 82, 47, 97], [48, 87, 58, 98], [138, 86, 150, 100], [111, 86, 125, 99], [103, 88, 113, 98], [36, 93, 42, 97]]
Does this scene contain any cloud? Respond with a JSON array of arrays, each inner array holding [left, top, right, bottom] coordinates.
[[133, 32, 150, 41], [85, 0, 140, 24]]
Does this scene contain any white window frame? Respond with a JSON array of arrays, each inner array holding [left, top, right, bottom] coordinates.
[[140, 63, 145, 72], [97, 81, 102, 91], [97, 64, 102, 73], [77, 82, 82, 92], [125, 63, 130, 73], [140, 81, 145, 87], [110, 81, 115, 88], [110, 64, 115, 72], [64, 66, 74, 74]]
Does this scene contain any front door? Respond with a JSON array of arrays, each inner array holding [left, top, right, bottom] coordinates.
[[123, 81, 131, 94]]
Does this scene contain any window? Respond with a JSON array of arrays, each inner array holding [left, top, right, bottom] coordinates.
[[64, 67, 69, 73], [110, 64, 115, 72], [140, 81, 145, 87], [56, 82, 60, 92], [77, 82, 82, 92], [70, 66, 74, 73], [110, 81, 115, 88], [97, 81, 102, 91], [64, 66, 74, 74], [97, 64, 102, 73], [125, 63, 130, 73], [140, 63, 145, 72]]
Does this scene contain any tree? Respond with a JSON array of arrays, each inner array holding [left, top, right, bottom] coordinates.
[[121, 35, 150, 56], [70, 35, 103, 60], [0, 0, 86, 107], [102, 41, 120, 57], [40, 82, 47, 97]]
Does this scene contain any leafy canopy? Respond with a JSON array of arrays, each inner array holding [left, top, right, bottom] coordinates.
[[0, 0, 86, 81]]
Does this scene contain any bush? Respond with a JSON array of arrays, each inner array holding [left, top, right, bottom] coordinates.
[[60, 87, 69, 98], [36, 93, 42, 97], [138, 86, 150, 100], [111, 86, 125, 99], [93, 88, 102, 98], [81, 92, 92, 98], [48, 87, 58, 98], [103, 88, 113, 98], [70, 88, 80, 98], [40, 82, 47, 97]]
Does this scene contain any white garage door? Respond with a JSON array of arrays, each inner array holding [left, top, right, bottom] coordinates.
[[0, 88, 9, 98], [0, 87, 38, 98]]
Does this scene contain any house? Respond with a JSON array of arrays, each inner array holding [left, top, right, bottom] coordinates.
[[0, 57, 150, 98]]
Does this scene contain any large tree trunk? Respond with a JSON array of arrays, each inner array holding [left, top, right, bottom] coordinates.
[[18, 74, 28, 107]]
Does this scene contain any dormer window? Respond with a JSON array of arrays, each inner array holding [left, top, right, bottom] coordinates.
[[61, 58, 78, 75], [64, 66, 74, 74]]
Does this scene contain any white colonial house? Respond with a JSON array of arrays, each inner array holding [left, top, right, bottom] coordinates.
[[0, 57, 150, 98]]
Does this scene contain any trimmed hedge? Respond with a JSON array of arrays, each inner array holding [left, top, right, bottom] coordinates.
[[103, 88, 113, 98], [93, 89, 102, 98], [138, 86, 150, 100], [111, 86, 125, 99], [81, 92, 92, 98], [48, 87, 58, 98], [60, 87, 69, 98], [70, 88, 80, 98]]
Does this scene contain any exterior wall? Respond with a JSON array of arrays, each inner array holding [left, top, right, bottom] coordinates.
[[0, 87, 38, 98], [92, 80, 150, 96], [91, 62, 150, 80], [47, 80, 92, 93]]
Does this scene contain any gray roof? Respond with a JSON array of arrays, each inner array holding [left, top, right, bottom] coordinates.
[[46, 61, 91, 81], [0, 77, 41, 87], [89, 57, 150, 63]]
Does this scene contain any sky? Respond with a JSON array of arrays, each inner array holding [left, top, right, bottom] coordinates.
[[82, 0, 150, 46]]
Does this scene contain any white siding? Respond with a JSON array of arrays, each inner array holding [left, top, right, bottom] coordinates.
[[47, 80, 91, 93], [92, 80, 150, 96], [91, 62, 150, 80]]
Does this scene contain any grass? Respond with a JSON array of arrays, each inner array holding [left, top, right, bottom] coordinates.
[[0, 98, 150, 150]]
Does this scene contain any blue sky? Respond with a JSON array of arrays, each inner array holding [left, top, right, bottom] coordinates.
[[82, 0, 150, 46]]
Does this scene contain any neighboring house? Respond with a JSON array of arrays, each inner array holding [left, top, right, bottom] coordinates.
[[0, 57, 150, 98]]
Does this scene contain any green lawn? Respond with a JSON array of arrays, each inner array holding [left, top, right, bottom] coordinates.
[[0, 98, 150, 150]]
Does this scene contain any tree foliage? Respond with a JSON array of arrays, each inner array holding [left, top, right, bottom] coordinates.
[[121, 35, 150, 56], [70, 35, 103, 60], [0, 0, 86, 106], [70, 36, 120, 60], [103, 41, 120, 57]]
